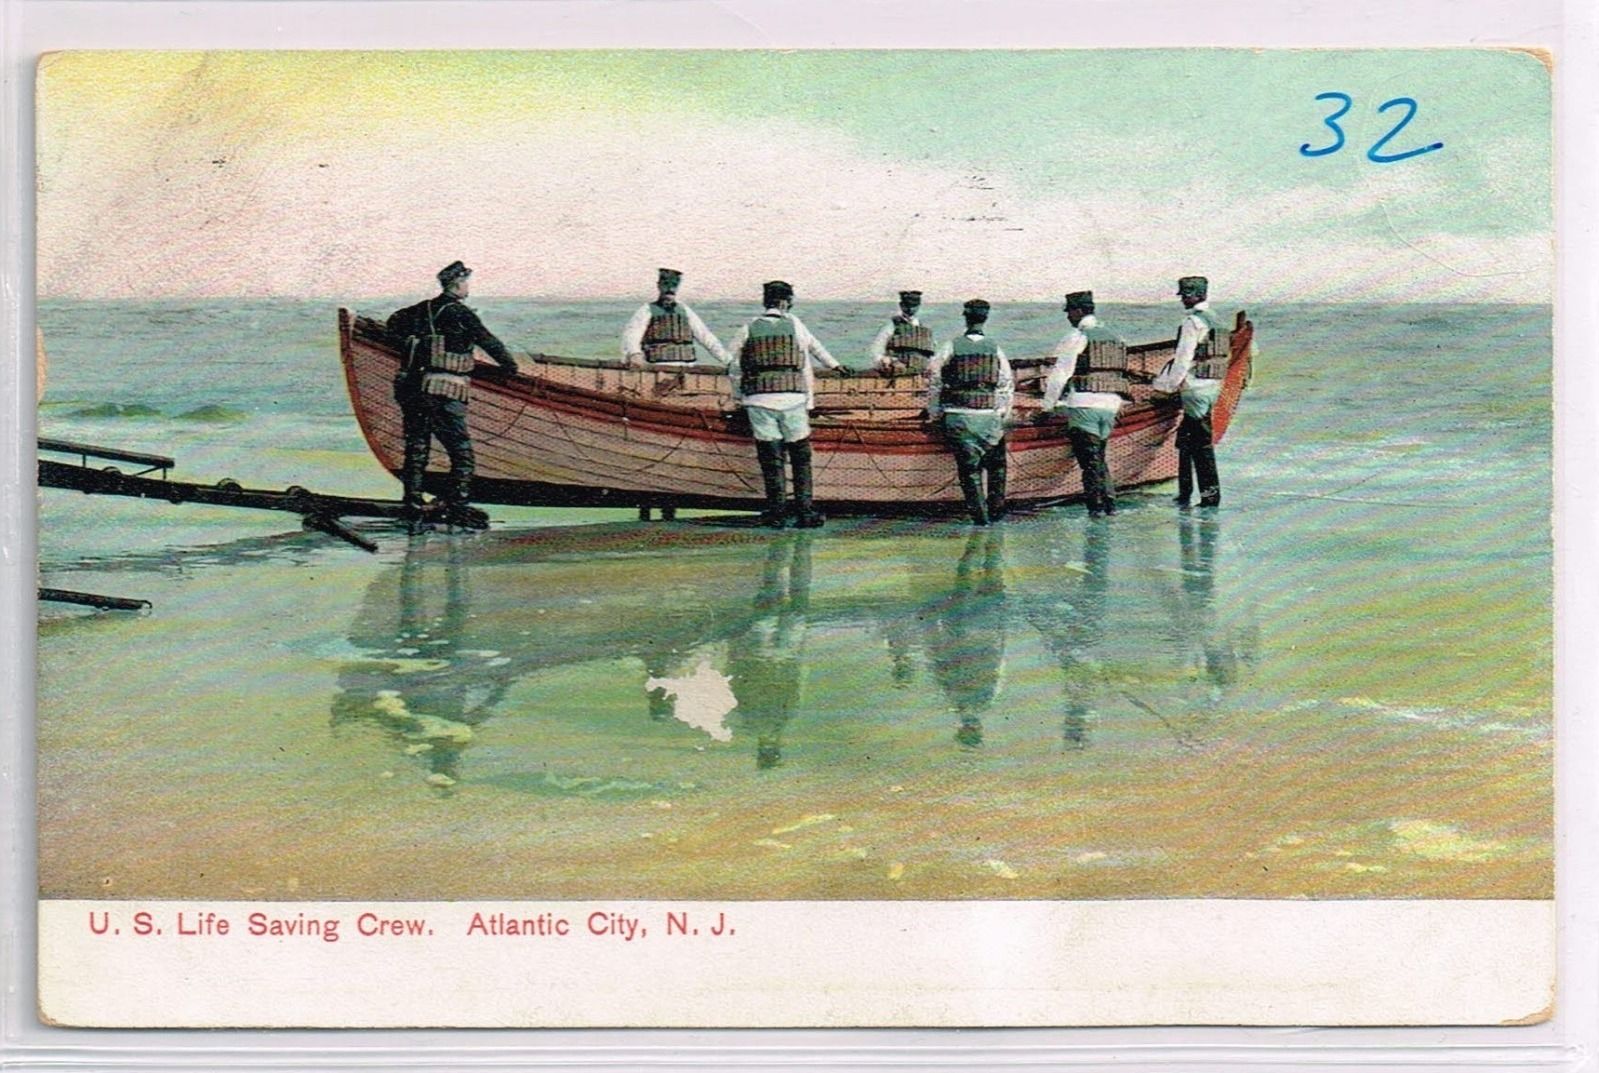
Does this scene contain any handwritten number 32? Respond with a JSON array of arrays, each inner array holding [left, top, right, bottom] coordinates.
[[1300, 92, 1444, 164]]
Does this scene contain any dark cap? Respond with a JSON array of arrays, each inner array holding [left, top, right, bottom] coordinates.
[[437, 261, 472, 287], [657, 268, 683, 291], [763, 280, 795, 305], [1177, 276, 1208, 299], [1064, 290, 1095, 314], [898, 290, 923, 304], [963, 298, 991, 319]]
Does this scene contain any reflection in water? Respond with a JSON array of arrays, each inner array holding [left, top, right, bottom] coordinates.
[[1024, 519, 1111, 751], [925, 531, 1007, 748], [331, 534, 505, 789], [330, 516, 1261, 793], [727, 534, 814, 769], [1152, 512, 1257, 749]]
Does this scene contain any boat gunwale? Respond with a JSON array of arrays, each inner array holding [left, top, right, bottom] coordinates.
[[341, 310, 1243, 452]]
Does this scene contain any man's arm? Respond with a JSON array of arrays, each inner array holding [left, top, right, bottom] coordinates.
[[925, 343, 952, 418], [994, 349, 1015, 417], [726, 325, 748, 403], [685, 306, 732, 365], [460, 307, 518, 372], [793, 318, 841, 371], [620, 305, 650, 363], [1152, 314, 1200, 393], [869, 322, 894, 368], [1040, 330, 1085, 411]]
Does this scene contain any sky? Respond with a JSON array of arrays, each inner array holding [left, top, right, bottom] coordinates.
[[36, 50, 1552, 302]]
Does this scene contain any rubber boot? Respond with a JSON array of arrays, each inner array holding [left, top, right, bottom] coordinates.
[[957, 458, 988, 526], [442, 502, 490, 530], [755, 440, 787, 528], [1095, 439, 1117, 515], [787, 439, 825, 529], [985, 451, 1008, 522], [1175, 442, 1194, 507], [1195, 445, 1221, 508]]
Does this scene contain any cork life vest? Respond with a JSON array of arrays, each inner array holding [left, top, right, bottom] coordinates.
[[642, 303, 696, 364], [887, 316, 936, 365], [1069, 323, 1131, 395], [739, 315, 806, 396], [392, 297, 475, 402], [1188, 308, 1232, 381], [941, 332, 1001, 410]]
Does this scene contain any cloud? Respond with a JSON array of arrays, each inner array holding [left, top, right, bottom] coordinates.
[[38, 61, 1551, 303]]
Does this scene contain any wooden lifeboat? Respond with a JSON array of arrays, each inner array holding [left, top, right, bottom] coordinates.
[[337, 308, 1254, 516]]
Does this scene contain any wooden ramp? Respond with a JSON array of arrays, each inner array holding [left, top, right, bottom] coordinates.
[[37, 439, 403, 552]]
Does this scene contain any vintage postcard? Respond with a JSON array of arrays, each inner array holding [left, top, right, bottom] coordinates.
[[32, 48, 1553, 1026]]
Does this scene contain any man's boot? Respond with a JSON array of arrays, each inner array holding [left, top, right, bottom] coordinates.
[[1174, 440, 1194, 507], [957, 458, 988, 526], [1094, 439, 1117, 515], [440, 473, 489, 529], [755, 440, 787, 527], [985, 451, 1008, 522], [1195, 445, 1221, 508], [787, 439, 825, 529]]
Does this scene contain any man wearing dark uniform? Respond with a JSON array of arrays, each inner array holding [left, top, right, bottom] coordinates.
[[1152, 275, 1228, 508], [621, 267, 731, 366], [387, 261, 519, 527], [870, 290, 937, 374], [925, 299, 1014, 525], [726, 280, 848, 529], [1040, 290, 1130, 516]]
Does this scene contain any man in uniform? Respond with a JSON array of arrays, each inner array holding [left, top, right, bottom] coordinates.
[[925, 298, 1014, 525], [1040, 290, 1127, 516], [869, 290, 937, 374], [387, 261, 519, 527], [620, 267, 732, 366], [1152, 275, 1225, 508], [725, 280, 849, 529]]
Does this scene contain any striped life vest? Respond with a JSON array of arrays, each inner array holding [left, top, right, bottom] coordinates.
[[642, 304, 696, 364], [940, 333, 1001, 410], [887, 317, 935, 362], [1069, 324, 1130, 395], [739, 316, 806, 396], [423, 348, 475, 402], [414, 298, 475, 401], [1188, 309, 1232, 381]]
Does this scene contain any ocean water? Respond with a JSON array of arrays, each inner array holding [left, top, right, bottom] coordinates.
[[34, 299, 1552, 900]]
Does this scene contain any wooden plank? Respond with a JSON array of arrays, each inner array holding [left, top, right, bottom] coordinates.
[[37, 438, 175, 471], [38, 587, 152, 611]]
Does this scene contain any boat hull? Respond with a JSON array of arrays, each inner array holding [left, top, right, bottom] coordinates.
[[338, 309, 1253, 515]]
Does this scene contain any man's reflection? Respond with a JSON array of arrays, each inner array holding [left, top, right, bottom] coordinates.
[[331, 533, 507, 790], [1153, 511, 1258, 748], [726, 533, 814, 769], [1178, 512, 1236, 689], [1026, 517, 1112, 751], [925, 530, 1007, 748]]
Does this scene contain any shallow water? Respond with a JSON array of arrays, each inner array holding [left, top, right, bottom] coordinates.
[[35, 299, 1552, 900]]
